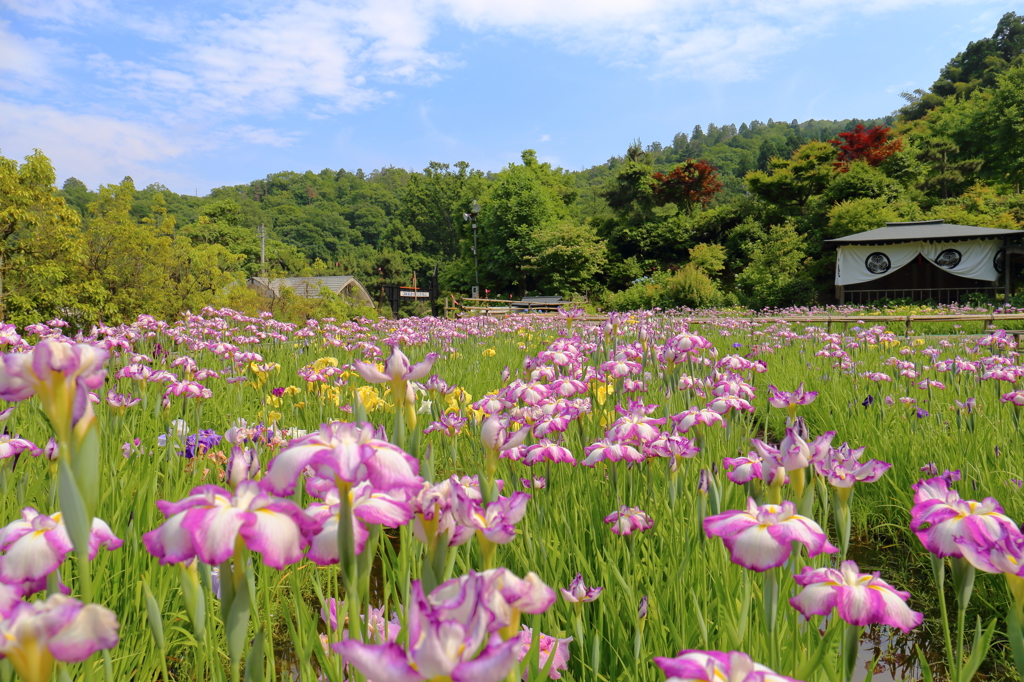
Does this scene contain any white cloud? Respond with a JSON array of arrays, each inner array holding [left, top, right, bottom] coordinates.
[[0, 100, 187, 188], [0, 19, 65, 88], [1, 0, 108, 22], [225, 124, 302, 148], [78, 0, 451, 119], [539, 134, 551, 142], [437, 0, 983, 80]]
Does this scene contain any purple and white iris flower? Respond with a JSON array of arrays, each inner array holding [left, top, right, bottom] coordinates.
[[334, 578, 521, 682], [352, 347, 438, 407], [767, 383, 818, 412], [654, 650, 799, 682], [560, 573, 603, 603], [703, 499, 837, 571], [437, 569, 556, 636], [604, 506, 654, 536], [581, 440, 643, 467], [305, 483, 412, 563], [723, 452, 763, 485], [813, 443, 890, 492], [142, 481, 314, 569], [517, 627, 572, 679], [0, 339, 108, 420], [0, 509, 121, 584], [789, 561, 923, 632], [453, 486, 531, 545], [481, 415, 531, 455], [0, 594, 120, 682], [262, 421, 421, 496], [0, 435, 36, 460], [910, 477, 1019, 558], [225, 445, 259, 488], [670, 407, 725, 434]]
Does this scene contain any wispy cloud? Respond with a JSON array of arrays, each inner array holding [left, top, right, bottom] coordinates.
[[0, 19, 67, 89], [438, 0, 978, 81], [1, 0, 109, 23], [0, 99, 187, 187], [225, 124, 303, 148]]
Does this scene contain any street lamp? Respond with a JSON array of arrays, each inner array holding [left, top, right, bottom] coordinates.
[[464, 200, 481, 298]]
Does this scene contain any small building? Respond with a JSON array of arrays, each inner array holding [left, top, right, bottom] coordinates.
[[825, 220, 1022, 304], [250, 276, 375, 308]]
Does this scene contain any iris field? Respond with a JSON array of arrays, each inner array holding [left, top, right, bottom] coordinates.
[[1, 306, 1024, 682]]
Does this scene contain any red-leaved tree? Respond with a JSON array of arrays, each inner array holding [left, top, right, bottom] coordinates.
[[650, 159, 724, 215], [831, 124, 903, 170]]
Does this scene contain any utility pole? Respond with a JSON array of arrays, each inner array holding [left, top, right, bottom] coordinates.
[[257, 223, 267, 277]]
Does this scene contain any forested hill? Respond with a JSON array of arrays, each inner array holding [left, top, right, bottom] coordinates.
[[52, 116, 896, 305], [4, 12, 1024, 327]]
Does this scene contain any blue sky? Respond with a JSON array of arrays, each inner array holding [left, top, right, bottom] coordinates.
[[0, 0, 1016, 194]]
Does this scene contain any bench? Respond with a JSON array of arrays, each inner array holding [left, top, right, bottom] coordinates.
[[510, 296, 563, 313]]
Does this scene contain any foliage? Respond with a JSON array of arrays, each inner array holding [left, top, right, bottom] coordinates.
[[735, 221, 814, 308], [478, 150, 590, 296], [831, 124, 903, 169], [0, 149, 92, 325], [745, 142, 837, 210], [603, 264, 726, 310], [687, 243, 727, 276], [525, 220, 608, 296], [899, 11, 1024, 120], [650, 159, 724, 215], [826, 198, 899, 240]]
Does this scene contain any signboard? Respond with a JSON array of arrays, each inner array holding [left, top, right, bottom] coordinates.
[[400, 290, 431, 298]]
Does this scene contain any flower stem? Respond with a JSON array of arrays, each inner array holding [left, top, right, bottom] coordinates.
[[931, 554, 957, 682]]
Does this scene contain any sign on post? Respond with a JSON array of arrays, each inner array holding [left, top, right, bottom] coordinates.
[[400, 290, 430, 298]]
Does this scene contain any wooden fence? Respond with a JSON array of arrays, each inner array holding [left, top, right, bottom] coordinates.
[[446, 302, 1024, 337]]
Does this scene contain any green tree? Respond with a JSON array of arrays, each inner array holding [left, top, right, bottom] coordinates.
[[81, 178, 178, 323], [915, 137, 984, 199], [735, 221, 813, 308], [526, 220, 608, 295], [940, 65, 1024, 190], [478, 150, 578, 295], [825, 198, 899, 240], [399, 161, 487, 259], [0, 150, 90, 323], [745, 142, 836, 211], [688, 243, 726, 277], [900, 12, 1024, 121]]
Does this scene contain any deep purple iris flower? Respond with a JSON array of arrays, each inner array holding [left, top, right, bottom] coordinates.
[[183, 429, 222, 459]]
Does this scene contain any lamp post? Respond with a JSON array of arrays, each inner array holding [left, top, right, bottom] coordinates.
[[465, 200, 481, 298]]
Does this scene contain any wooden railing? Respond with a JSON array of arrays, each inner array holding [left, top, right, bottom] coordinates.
[[842, 287, 1001, 305], [446, 297, 567, 317], [680, 312, 1024, 336], [445, 301, 1024, 336]]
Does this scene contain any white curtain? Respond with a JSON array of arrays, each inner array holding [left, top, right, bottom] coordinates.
[[835, 239, 1002, 286]]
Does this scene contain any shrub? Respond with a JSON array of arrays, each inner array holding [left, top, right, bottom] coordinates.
[[603, 264, 724, 311]]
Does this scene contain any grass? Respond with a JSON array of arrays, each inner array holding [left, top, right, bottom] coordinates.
[[1, 307, 1022, 681]]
